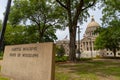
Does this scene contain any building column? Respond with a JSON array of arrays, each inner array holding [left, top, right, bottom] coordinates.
[[84, 42, 86, 51], [88, 41, 90, 51], [92, 41, 94, 51], [83, 42, 85, 51]]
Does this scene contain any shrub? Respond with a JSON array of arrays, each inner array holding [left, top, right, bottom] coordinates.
[[55, 56, 68, 62], [56, 45, 65, 57], [0, 51, 4, 57], [0, 51, 4, 60]]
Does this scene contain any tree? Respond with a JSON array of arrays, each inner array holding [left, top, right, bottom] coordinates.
[[56, 0, 97, 61], [101, 0, 120, 26], [9, 0, 62, 42], [24, 25, 57, 43], [2, 24, 26, 45], [0, 20, 4, 51], [94, 0, 120, 57], [0, 20, 2, 25], [0, 24, 36, 45], [1, 23, 57, 45], [94, 20, 120, 57], [56, 45, 65, 57]]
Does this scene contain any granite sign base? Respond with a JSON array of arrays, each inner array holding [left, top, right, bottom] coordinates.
[[1, 42, 55, 80]]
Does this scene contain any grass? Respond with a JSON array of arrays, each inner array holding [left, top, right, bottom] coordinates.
[[55, 59, 120, 80], [0, 66, 10, 80], [0, 77, 10, 80]]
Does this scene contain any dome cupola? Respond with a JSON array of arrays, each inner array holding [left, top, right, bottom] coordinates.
[[85, 16, 100, 37], [87, 16, 100, 28]]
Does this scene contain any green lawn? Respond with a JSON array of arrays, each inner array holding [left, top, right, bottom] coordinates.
[[0, 66, 10, 80], [0, 77, 9, 80], [1, 59, 120, 80], [55, 59, 120, 80]]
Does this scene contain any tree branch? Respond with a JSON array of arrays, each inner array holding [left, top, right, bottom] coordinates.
[[42, 15, 48, 33], [56, 0, 68, 10], [73, 0, 84, 26], [82, 0, 96, 11], [30, 15, 41, 26]]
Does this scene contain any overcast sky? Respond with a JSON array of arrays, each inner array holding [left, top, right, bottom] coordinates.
[[56, 7, 103, 40], [0, 0, 7, 21], [0, 0, 103, 40]]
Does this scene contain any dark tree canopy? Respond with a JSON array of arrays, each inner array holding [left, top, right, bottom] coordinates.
[[9, 0, 64, 42], [101, 0, 120, 26], [95, 0, 120, 57], [56, 45, 65, 57], [94, 21, 120, 57]]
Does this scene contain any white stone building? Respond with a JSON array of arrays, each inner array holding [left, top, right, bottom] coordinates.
[[56, 17, 120, 58], [78, 16, 100, 58]]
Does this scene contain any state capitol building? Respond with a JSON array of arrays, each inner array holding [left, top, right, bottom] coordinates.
[[56, 17, 120, 58]]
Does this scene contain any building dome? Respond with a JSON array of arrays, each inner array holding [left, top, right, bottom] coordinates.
[[85, 16, 100, 37], [87, 16, 100, 28]]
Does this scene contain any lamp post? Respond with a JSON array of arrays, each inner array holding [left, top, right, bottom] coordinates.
[[77, 26, 81, 59], [0, 0, 12, 49]]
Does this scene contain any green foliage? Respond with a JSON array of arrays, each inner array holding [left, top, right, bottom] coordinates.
[[4, 24, 27, 45], [0, 20, 2, 25], [94, 20, 120, 56], [23, 25, 39, 43], [77, 58, 92, 61], [55, 56, 68, 62], [55, 72, 69, 80], [101, 0, 120, 26], [0, 51, 3, 60], [0, 51, 3, 57], [0, 23, 58, 45], [56, 45, 65, 57], [9, 0, 63, 42], [0, 77, 9, 80], [97, 0, 120, 57]]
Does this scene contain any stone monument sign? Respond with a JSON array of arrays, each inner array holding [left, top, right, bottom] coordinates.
[[1, 42, 55, 80]]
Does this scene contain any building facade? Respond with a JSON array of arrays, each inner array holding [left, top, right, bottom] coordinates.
[[56, 17, 120, 58], [77, 16, 100, 58]]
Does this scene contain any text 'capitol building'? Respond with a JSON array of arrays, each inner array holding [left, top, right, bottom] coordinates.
[[56, 16, 120, 58]]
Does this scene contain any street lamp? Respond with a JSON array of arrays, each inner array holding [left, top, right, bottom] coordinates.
[[0, 0, 12, 48], [77, 26, 81, 59]]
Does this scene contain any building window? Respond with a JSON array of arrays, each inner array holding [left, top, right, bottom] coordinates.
[[107, 53, 109, 55], [111, 53, 112, 55]]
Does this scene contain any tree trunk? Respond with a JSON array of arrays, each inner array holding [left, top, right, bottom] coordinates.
[[39, 32, 44, 42], [69, 26, 77, 62], [113, 48, 116, 57]]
